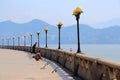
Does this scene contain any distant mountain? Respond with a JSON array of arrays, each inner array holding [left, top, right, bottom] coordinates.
[[0, 19, 120, 45], [0, 19, 57, 45], [92, 18, 120, 28]]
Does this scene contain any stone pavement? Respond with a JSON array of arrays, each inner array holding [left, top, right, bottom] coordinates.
[[0, 49, 80, 80]]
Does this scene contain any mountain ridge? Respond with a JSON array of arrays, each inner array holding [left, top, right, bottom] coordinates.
[[92, 18, 120, 28], [0, 19, 120, 44]]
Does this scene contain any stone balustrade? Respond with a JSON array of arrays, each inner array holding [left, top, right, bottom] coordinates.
[[0, 46, 120, 80]]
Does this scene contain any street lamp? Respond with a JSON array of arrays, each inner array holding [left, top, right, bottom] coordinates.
[[2, 38, 4, 47], [18, 36, 20, 46], [24, 35, 26, 47], [12, 36, 15, 48], [36, 31, 40, 47], [44, 28, 48, 48], [30, 33, 32, 47], [73, 7, 83, 53], [57, 21, 63, 49], [7, 38, 9, 46]]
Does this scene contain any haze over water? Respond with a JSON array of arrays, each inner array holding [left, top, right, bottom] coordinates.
[[42, 44, 120, 63]]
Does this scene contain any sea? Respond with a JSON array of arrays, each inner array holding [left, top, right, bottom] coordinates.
[[41, 44, 120, 63]]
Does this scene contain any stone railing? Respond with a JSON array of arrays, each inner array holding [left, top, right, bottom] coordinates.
[[0, 45, 120, 80]]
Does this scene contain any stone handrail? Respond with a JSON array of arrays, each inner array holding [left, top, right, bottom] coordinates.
[[0, 45, 120, 80]]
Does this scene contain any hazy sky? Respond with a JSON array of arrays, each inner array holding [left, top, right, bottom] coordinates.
[[0, 0, 120, 26]]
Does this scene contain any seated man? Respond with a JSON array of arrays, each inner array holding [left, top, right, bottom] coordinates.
[[33, 50, 42, 61]]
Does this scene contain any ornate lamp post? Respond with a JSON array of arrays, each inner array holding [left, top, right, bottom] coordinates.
[[37, 31, 40, 47], [18, 36, 20, 46], [73, 7, 83, 53], [30, 33, 32, 47], [57, 21, 63, 49], [44, 28, 48, 48], [12, 36, 15, 48], [24, 35, 26, 47]]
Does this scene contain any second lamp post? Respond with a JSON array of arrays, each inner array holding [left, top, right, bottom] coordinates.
[[73, 7, 83, 53], [12, 36, 15, 48], [58, 21, 63, 49], [44, 28, 48, 48], [7, 38, 9, 46], [18, 36, 20, 46], [30, 33, 32, 47], [37, 31, 40, 47], [2, 39, 4, 48], [24, 35, 26, 47]]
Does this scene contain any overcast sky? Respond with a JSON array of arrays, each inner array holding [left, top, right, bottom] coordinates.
[[0, 0, 120, 26]]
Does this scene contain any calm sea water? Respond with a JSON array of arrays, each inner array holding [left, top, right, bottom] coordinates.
[[41, 44, 120, 63]]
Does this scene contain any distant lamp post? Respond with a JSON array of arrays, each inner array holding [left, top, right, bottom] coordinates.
[[12, 36, 15, 47], [44, 28, 48, 48], [24, 35, 26, 47], [57, 21, 63, 49], [18, 36, 20, 46], [7, 38, 9, 46], [2, 38, 4, 47], [37, 31, 40, 47], [30, 33, 32, 47], [73, 7, 83, 53]]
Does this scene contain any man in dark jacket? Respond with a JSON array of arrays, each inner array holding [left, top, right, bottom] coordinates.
[[32, 42, 37, 54]]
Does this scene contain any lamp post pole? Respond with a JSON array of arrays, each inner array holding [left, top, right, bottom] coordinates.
[[37, 32, 40, 47], [30, 33, 32, 47], [18, 36, 20, 46], [7, 38, 9, 46], [44, 28, 48, 48], [58, 22, 63, 49], [73, 7, 83, 53], [24, 35, 26, 47], [12, 37, 15, 48], [76, 15, 81, 53], [58, 26, 61, 49], [2, 39, 4, 48]]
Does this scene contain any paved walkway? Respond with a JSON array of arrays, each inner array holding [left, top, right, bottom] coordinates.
[[0, 49, 80, 80]]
